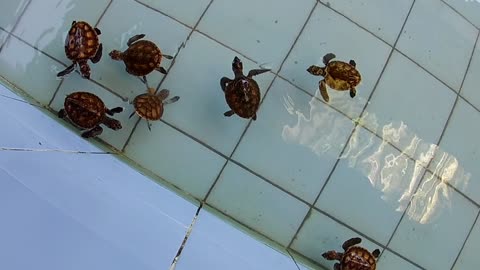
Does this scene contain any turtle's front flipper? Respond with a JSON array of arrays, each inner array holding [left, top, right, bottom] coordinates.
[[91, 43, 103, 63], [252, 113, 257, 121], [349, 59, 356, 67], [323, 53, 336, 65], [247, 69, 270, 78], [224, 110, 235, 117], [334, 263, 341, 270], [319, 80, 329, 102], [81, 126, 103, 138], [57, 63, 75, 77], [164, 96, 180, 105], [342, 237, 361, 251], [127, 34, 145, 46], [220, 77, 232, 92], [58, 109, 66, 118], [107, 107, 123, 116], [350, 87, 357, 98], [163, 54, 174, 60], [156, 67, 168, 75], [372, 249, 380, 258]]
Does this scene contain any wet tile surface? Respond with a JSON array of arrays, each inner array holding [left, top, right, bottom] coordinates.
[[453, 214, 480, 270], [0, 0, 29, 32], [135, 0, 211, 27], [461, 40, 480, 110], [443, 0, 480, 28]]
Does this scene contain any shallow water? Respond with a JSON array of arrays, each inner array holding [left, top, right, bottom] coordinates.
[[0, 0, 480, 269]]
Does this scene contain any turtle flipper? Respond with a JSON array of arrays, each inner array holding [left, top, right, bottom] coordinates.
[[220, 77, 232, 92], [127, 34, 145, 46], [349, 59, 356, 67], [319, 80, 329, 102], [107, 107, 123, 116], [139, 75, 150, 87], [58, 109, 66, 118], [350, 87, 357, 98], [372, 249, 380, 258], [247, 68, 270, 78], [323, 53, 336, 65], [252, 114, 257, 121], [224, 110, 235, 117], [57, 63, 76, 77], [91, 43, 103, 63], [81, 126, 103, 138], [334, 263, 341, 270], [94, 27, 101, 35], [342, 237, 361, 251], [156, 67, 168, 75], [163, 54, 174, 60], [164, 96, 180, 105]]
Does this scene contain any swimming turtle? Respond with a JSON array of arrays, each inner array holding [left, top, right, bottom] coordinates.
[[109, 34, 173, 85], [307, 53, 361, 103], [322, 237, 380, 270], [129, 87, 179, 131], [58, 91, 123, 138], [57, 21, 103, 79], [220, 56, 270, 120]]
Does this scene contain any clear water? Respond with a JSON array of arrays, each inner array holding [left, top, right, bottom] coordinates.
[[0, 0, 479, 269]]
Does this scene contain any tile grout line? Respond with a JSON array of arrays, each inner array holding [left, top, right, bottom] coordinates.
[[202, 0, 320, 202], [449, 209, 480, 270], [440, 0, 479, 31], [288, 0, 418, 252], [381, 23, 480, 268], [121, 0, 216, 152], [0, 0, 32, 54]]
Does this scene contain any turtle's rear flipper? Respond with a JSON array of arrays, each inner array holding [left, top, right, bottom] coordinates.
[[81, 126, 103, 138], [91, 43, 103, 63], [224, 110, 235, 117], [57, 63, 75, 77], [350, 88, 357, 98], [156, 67, 168, 75], [319, 80, 329, 103], [349, 59, 356, 67], [107, 107, 124, 115]]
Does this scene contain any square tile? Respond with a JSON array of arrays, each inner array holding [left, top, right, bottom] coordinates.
[[0, 36, 63, 105], [397, 0, 478, 90], [0, 84, 100, 152], [291, 210, 381, 268], [280, 4, 391, 119], [92, 0, 191, 99], [316, 127, 425, 244], [0, 0, 29, 32], [175, 210, 298, 270], [233, 77, 354, 203], [124, 120, 226, 199], [198, 0, 316, 71], [444, 0, 480, 28], [0, 168, 154, 270], [319, 0, 413, 45], [160, 32, 275, 156], [377, 250, 421, 270], [136, 0, 210, 27], [49, 75, 133, 150], [453, 214, 480, 270], [207, 162, 309, 246], [0, 151, 198, 270], [461, 40, 480, 110], [13, 0, 111, 61], [365, 51, 456, 150], [389, 171, 478, 270], [429, 98, 480, 204]]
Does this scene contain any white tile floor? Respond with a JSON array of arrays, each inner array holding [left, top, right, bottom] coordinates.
[[1, 0, 480, 269]]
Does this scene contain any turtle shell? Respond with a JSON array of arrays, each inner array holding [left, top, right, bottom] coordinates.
[[341, 246, 376, 270], [123, 40, 162, 76], [64, 92, 106, 129], [224, 77, 261, 119], [64, 21, 100, 61], [325, 61, 361, 91], [133, 93, 164, 120]]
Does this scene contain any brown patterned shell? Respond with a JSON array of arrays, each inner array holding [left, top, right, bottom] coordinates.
[[341, 246, 377, 270], [224, 77, 261, 119], [64, 92, 106, 129], [123, 40, 162, 76], [133, 93, 164, 120], [325, 61, 361, 90], [64, 21, 100, 60]]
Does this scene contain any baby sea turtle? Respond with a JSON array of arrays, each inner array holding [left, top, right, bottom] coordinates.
[[220, 56, 270, 120], [58, 91, 123, 138], [322, 237, 380, 270], [109, 34, 173, 85], [307, 53, 361, 103], [129, 87, 179, 131], [57, 21, 103, 79]]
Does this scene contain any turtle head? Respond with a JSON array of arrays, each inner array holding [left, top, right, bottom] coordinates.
[[78, 60, 91, 79], [232, 56, 243, 77], [109, 50, 123, 61], [307, 65, 325, 76]]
